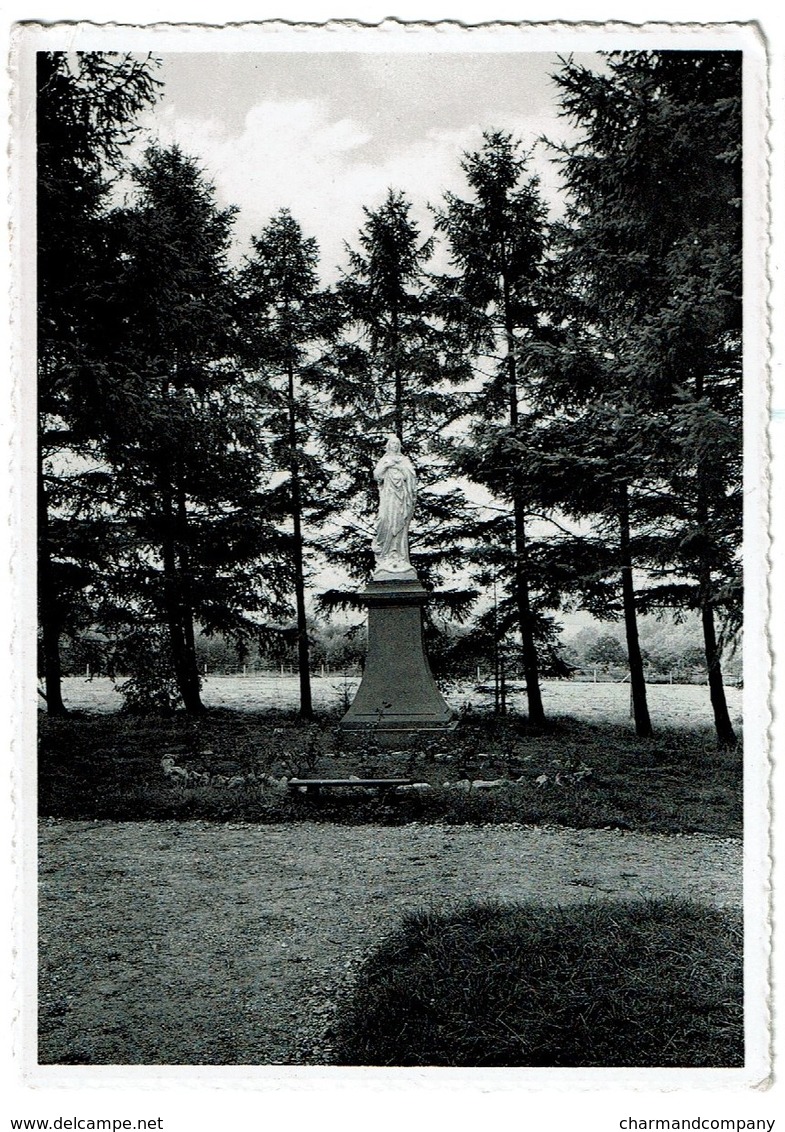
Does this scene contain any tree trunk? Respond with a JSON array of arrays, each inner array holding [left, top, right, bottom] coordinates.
[[618, 484, 653, 738], [693, 372, 737, 749], [492, 577, 500, 715], [160, 480, 203, 714], [38, 472, 67, 715], [513, 497, 545, 725], [700, 584, 737, 748], [174, 478, 203, 714], [287, 358, 313, 719], [501, 251, 545, 725]]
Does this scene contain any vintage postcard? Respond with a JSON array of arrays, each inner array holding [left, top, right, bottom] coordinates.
[[7, 10, 777, 1130]]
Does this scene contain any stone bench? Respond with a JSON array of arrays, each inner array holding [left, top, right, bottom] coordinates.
[[287, 777, 413, 796]]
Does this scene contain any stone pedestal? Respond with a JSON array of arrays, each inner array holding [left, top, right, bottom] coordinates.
[[340, 579, 454, 739]]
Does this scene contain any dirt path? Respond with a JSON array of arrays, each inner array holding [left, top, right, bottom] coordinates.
[[38, 820, 741, 1066]]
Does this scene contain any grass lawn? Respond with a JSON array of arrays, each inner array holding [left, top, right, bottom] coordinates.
[[330, 897, 744, 1067], [38, 705, 742, 835]]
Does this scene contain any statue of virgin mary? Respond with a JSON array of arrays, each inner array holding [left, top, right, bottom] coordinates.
[[371, 434, 418, 580]]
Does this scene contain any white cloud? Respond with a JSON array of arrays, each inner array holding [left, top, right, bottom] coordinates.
[[138, 93, 572, 282]]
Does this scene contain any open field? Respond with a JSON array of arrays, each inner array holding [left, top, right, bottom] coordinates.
[[49, 673, 742, 731]]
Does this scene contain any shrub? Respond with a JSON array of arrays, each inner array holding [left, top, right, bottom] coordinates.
[[116, 625, 182, 714], [330, 898, 743, 1067]]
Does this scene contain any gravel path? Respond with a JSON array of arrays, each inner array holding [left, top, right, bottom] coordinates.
[[38, 820, 742, 1066]]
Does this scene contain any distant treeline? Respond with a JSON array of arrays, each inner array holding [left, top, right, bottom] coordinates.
[[56, 617, 740, 687]]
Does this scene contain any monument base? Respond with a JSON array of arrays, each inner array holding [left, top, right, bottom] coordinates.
[[340, 579, 454, 742]]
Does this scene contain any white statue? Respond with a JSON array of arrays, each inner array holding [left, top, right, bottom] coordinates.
[[372, 434, 417, 580]]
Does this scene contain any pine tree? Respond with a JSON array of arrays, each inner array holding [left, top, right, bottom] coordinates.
[[37, 51, 161, 713], [327, 189, 471, 594], [103, 145, 288, 713], [508, 395, 659, 737], [548, 50, 742, 745], [236, 209, 343, 718], [435, 131, 549, 725]]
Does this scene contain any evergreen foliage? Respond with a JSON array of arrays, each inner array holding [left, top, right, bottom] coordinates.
[[435, 131, 550, 724], [102, 145, 290, 712], [328, 189, 472, 593], [35, 51, 744, 734], [542, 50, 742, 744], [237, 209, 344, 716], [37, 51, 161, 713]]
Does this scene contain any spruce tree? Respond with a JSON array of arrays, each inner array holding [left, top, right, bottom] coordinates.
[[103, 145, 288, 713], [37, 51, 160, 713], [237, 209, 343, 718], [435, 131, 549, 725], [329, 191, 467, 584], [547, 50, 742, 745]]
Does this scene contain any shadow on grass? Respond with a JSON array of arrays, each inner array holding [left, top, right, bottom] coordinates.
[[330, 897, 743, 1067]]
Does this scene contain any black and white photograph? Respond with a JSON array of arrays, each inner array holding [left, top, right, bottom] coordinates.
[[6, 8, 779, 1128]]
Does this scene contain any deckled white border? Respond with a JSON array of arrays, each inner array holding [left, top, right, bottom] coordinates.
[[5, 9, 777, 1125]]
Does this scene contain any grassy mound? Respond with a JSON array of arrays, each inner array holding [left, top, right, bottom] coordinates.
[[38, 711, 742, 835], [330, 898, 743, 1067]]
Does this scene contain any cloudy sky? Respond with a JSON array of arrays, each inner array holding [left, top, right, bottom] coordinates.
[[131, 51, 598, 277]]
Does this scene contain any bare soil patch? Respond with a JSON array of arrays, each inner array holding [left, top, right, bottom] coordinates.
[[38, 819, 741, 1066]]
